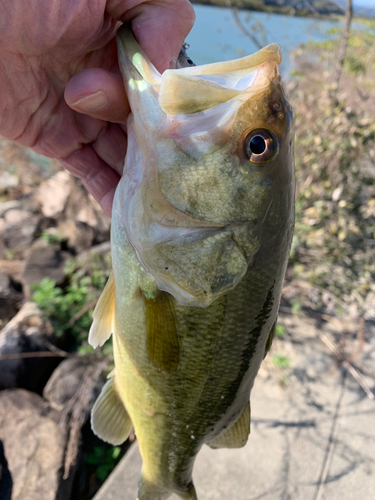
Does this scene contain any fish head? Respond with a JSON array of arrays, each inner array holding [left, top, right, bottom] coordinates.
[[116, 26, 294, 307]]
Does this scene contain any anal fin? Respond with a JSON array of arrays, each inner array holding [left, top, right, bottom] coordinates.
[[207, 401, 250, 449], [89, 272, 115, 348], [91, 373, 132, 445]]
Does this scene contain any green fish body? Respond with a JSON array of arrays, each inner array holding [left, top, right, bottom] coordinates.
[[89, 26, 294, 500]]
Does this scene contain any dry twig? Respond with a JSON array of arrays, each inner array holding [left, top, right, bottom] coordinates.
[[317, 328, 374, 400]]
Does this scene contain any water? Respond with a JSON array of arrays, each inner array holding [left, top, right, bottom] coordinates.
[[186, 5, 345, 76]]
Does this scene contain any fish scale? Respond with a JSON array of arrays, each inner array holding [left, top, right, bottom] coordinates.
[[88, 24, 294, 500]]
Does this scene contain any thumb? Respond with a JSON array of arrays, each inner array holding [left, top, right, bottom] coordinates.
[[106, 0, 195, 73]]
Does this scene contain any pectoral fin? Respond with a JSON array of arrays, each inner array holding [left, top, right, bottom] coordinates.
[[207, 401, 250, 449], [91, 373, 132, 445], [89, 272, 115, 348], [143, 291, 180, 373]]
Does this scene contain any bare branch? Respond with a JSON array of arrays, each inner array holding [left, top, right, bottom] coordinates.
[[0, 351, 69, 361], [330, 0, 353, 95]]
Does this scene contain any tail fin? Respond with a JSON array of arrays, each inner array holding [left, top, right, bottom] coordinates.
[[137, 475, 197, 500]]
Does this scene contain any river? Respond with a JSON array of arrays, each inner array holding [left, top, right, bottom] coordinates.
[[186, 4, 359, 75]]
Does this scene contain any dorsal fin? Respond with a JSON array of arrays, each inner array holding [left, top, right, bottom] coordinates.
[[89, 272, 115, 348], [207, 401, 250, 449], [143, 290, 180, 373], [91, 372, 132, 445]]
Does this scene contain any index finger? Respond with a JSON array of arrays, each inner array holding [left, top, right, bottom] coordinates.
[[106, 0, 195, 72]]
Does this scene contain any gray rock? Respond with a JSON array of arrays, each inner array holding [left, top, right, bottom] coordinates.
[[0, 439, 12, 500], [3, 209, 30, 226], [0, 389, 74, 500], [44, 356, 103, 411], [0, 220, 5, 259], [43, 356, 106, 484], [0, 302, 59, 392], [0, 271, 10, 295], [22, 241, 69, 299], [0, 270, 22, 327], [2, 209, 39, 254], [64, 182, 110, 241], [57, 219, 95, 253], [0, 259, 25, 284], [0, 200, 22, 218], [36, 171, 72, 218], [0, 172, 19, 192]]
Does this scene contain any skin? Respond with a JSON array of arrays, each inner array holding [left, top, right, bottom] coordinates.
[[103, 28, 295, 500], [0, 0, 195, 215]]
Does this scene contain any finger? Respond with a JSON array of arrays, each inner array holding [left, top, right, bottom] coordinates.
[[60, 145, 120, 216], [65, 68, 129, 123], [106, 0, 196, 72], [91, 122, 127, 175]]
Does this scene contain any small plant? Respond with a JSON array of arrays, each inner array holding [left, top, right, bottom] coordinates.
[[32, 276, 92, 342], [290, 298, 302, 316], [40, 229, 66, 245], [85, 445, 122, 482], [276, 324, 285, 338], [271, 354, 292, 370], [32, 252, 112, 348]]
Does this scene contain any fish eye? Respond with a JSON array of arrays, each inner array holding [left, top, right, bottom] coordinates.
[[244, 129, 279, 164]]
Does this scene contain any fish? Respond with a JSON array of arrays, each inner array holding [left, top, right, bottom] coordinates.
[[88, 24, 294, 500]]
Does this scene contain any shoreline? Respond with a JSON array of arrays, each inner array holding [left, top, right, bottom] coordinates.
[[191, 1, 374, 22]]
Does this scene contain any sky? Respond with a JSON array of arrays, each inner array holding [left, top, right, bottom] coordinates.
[[336, 0, 375, 6], [335, 0, 375, 10]]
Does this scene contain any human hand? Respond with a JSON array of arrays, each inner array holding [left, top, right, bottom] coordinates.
[[0, 0, 195, 215]]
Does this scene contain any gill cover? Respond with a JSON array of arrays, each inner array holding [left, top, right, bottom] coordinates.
[[116, 25, 282, 307]]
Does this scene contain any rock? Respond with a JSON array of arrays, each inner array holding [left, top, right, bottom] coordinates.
[[0, 172, 19, 192], [3, 208, 30, 226], [76, 193, 111, 237], [0, 200, 22, 218], [0, 302, 59, 392], [0, 270, 22, 328], [0, 389, 74, 500], [43, 357, 106, 487], [22, 241, 69, 298], [2, 209, 39, 255], [75, 241, 111, 267], [36, 171, 72, 218], [0, 220, 5, 259], [64, 182, 110, 241], [0, 271, 10, 294], [44, 356, 103, 411], [0, 439, 12, 500], [0, 259, 26, 283], [57, 219, 95, 254], [364, 292, 375, 321]]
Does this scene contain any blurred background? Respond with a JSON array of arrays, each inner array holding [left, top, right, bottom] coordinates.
[[0, 2, 374, 500]]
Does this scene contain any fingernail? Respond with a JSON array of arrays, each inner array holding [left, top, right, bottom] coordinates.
[[72, 91, 109, 111]]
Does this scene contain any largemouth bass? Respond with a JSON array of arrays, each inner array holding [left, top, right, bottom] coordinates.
[[89, 25, 294, 500]]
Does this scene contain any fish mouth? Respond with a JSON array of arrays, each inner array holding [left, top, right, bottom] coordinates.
[[117, 24, 282, 116], [158, 44, 282, 115]]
